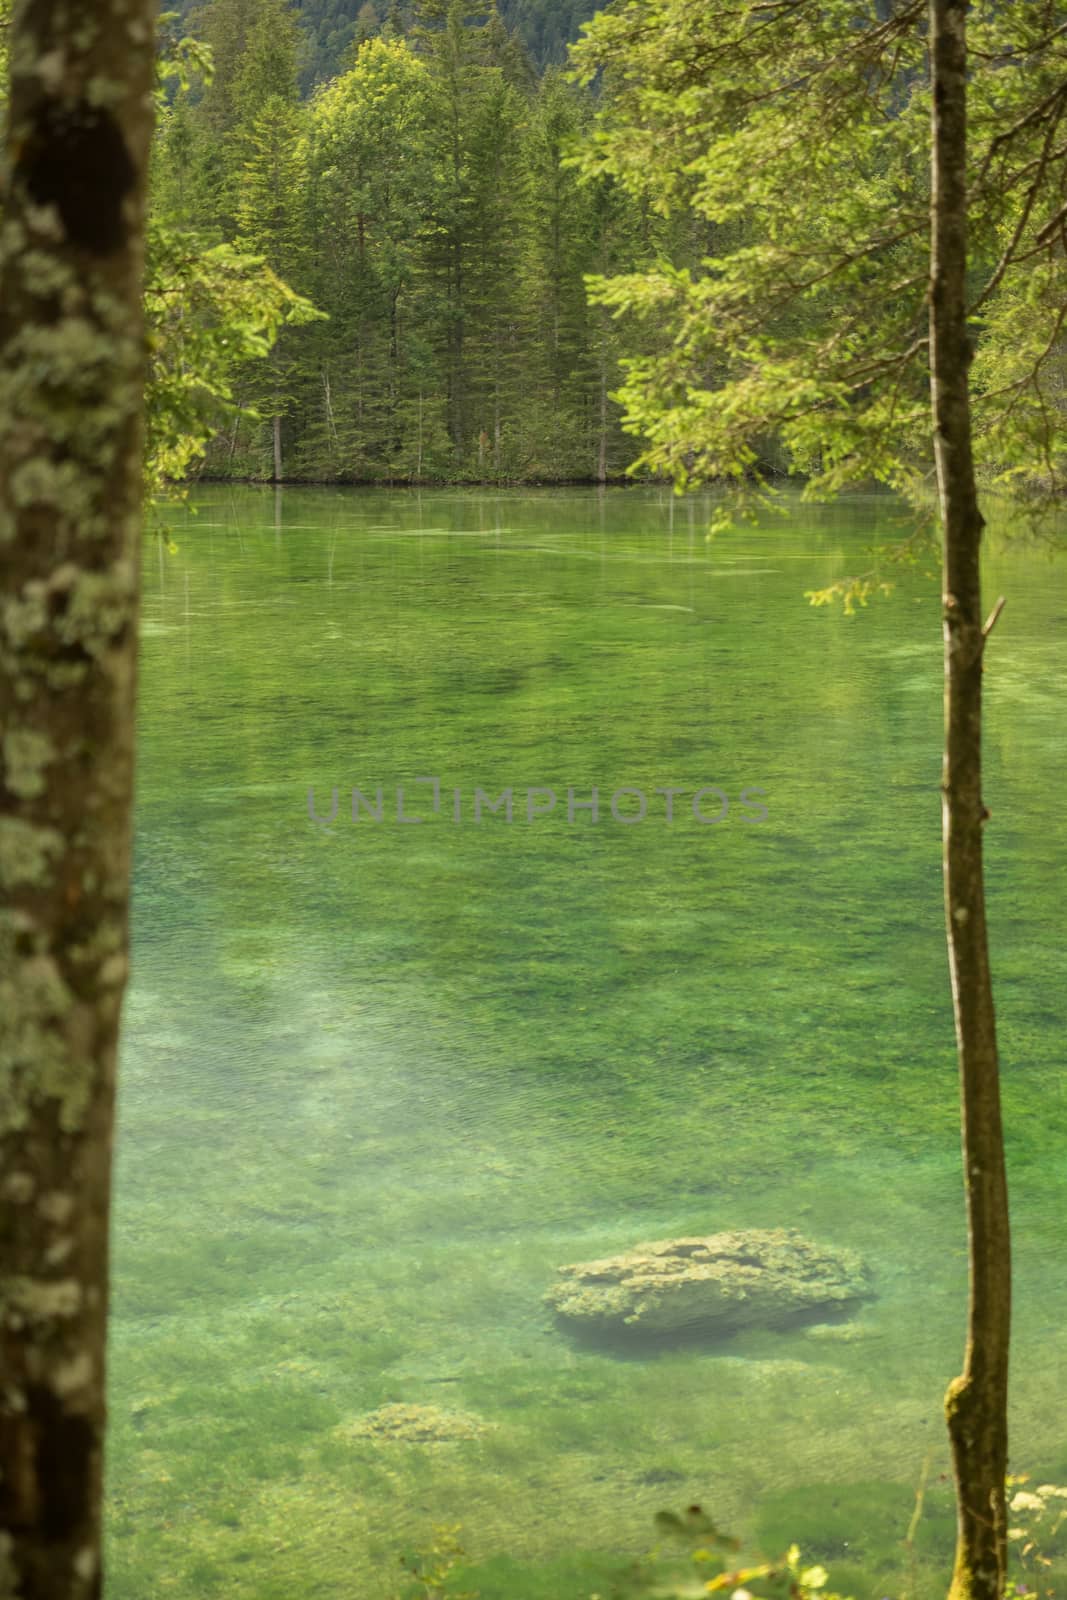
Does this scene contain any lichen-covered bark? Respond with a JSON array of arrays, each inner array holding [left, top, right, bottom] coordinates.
[[929, 6, 1011, 1600], [0, 2, 157, 1595]]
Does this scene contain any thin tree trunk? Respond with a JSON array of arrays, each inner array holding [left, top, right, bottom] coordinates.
[[597, 328, 609, 486], [272, 408, 283, 484], [416, 389, 424, 483], [929, 8, 1011, 1600], [452, 293, 465, 458], [0, 1, 157, 1594], [322, 367, 339, 453], [228, 401, 245, 464]]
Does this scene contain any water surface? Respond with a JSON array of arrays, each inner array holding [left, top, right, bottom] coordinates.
[[109, 487, 1067, 1599]]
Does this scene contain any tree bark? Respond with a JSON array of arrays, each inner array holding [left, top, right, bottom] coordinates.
[[0, 2, 157, 1595], [929, 7, 1011, 1600]]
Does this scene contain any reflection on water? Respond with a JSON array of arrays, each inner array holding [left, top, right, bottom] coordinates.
[[108, 487, 1067, 1599]]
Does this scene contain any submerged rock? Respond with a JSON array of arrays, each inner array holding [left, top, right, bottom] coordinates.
[[546, 1229, 871, 1342], [340, 1402, 490, 1444]]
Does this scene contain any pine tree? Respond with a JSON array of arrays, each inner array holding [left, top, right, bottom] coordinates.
[[234, 93, 314, 478], [413, 0, 536, 473], [461, 69, 532, 477], [305, 36, 441, 476]]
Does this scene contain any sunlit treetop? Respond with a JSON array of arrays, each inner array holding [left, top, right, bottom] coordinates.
[[568, 0, 1067, 540]]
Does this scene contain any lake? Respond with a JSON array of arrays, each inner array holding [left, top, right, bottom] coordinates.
[[108, 486, 1067, 1599]]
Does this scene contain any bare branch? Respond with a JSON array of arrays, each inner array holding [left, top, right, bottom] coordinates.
[[981, 596, 1006, 639]]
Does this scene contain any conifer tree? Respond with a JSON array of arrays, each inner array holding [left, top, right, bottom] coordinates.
[[306, 36, 440, 476], [234, 93, 312, 478]]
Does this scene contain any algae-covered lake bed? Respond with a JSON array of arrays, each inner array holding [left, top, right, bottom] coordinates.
[[108, 486, 1067, 1598]]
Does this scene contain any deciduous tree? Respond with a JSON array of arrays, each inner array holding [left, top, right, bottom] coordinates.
[[0, 1, 158, 1593]]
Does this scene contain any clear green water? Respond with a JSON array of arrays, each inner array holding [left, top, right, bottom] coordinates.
[[109, 487, 1067, 1599]]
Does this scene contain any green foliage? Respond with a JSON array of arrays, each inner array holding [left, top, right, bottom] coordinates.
[[143, 3, 1067, 492], [387, 1484, 1061, 1600], [148, 0, 670, 483], [388, 1507, 857, 1600], [600, 1504, 848, 1600], [0, 0, 13, 92], [146, 22, 322, 498], [156, 1, 1061, 498], [0, 9, 311, 506], [143, 226, 319, 496], [754, 1479, 958, 1600], [301, 36, 440, 475], [570, 0, 1067, 519], [170, 0, 600, 84]]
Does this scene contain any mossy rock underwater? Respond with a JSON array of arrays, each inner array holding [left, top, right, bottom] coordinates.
[[337, 1403, 492, 1444], [545, 1229, 873, 1344]]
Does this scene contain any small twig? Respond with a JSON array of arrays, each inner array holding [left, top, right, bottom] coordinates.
[[982, 596, 1007, 639]]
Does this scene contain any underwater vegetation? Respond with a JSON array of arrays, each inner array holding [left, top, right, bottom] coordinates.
[[109, 488, 1067, 1599]]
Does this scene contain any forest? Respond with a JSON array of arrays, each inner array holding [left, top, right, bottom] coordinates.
[[146, 0, 1067, 500], [149, 0, 687, 485]]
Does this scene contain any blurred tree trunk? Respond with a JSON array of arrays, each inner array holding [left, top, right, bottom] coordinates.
[[929, 6, 1011, 1600], [0, 1, 157, 1595]]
